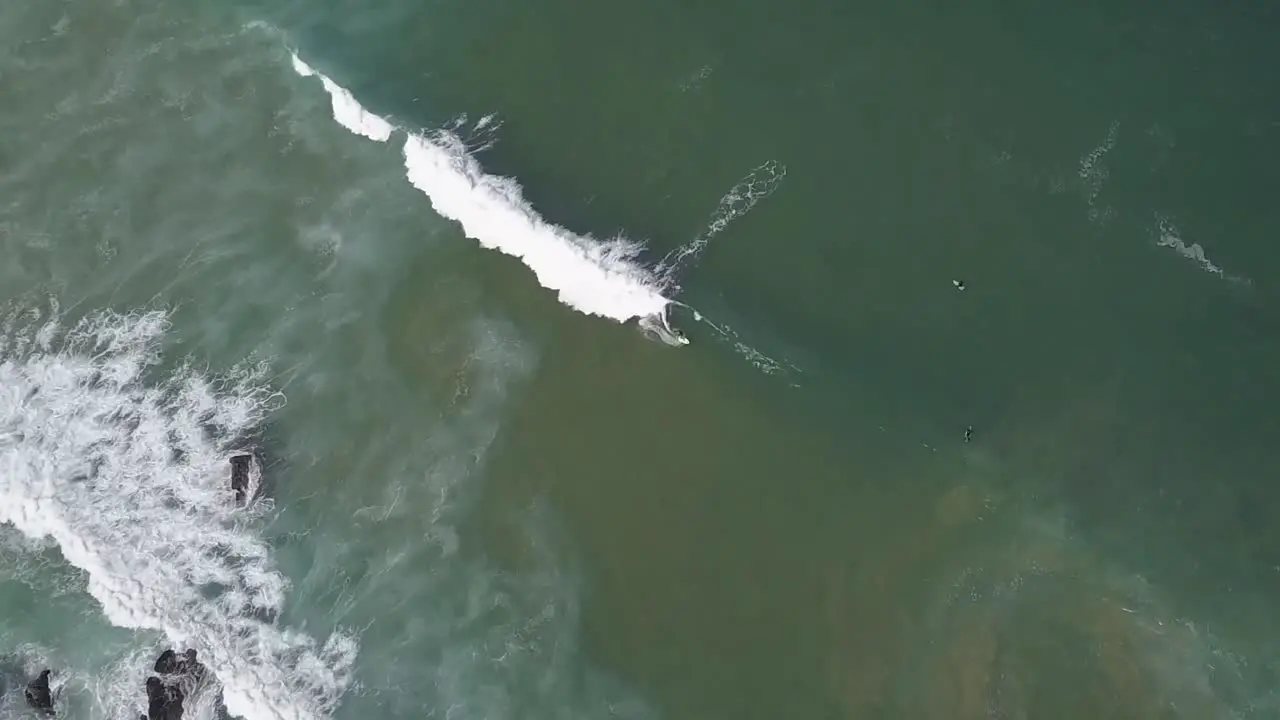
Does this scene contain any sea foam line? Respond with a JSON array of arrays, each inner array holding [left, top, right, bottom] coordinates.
[[289, 53, 686, 344], [0, 307, 357, 720]]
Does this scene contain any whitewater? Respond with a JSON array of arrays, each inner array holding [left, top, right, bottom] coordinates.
[[287, 48, 809, 373], [290, 54, 687, 345], [0, 306, 357, 720]]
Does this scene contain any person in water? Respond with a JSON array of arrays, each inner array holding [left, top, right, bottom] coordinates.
[[175, 650, 207, 684]]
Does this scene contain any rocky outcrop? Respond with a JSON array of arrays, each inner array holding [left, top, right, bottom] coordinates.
[[24, 669, 54, 716], [140, 649, 210, 720], [229, 453, 260, 507], [143, 675, 182, 720]]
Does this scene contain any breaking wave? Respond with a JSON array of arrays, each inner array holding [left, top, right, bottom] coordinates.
[[290, 53, 686, 346]]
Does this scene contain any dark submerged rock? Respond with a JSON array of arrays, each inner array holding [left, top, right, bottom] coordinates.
[[229, 453, 255, 506], [144, 674, 184, 720], [153, 649, 179, 675], [175, 650, 207, 685], [24, 668, 54, 716], [225, 419, 286, 504], [143, 648, 213, 720]]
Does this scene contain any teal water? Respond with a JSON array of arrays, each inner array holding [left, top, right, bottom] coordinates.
[[2, 1, 1280, 719]]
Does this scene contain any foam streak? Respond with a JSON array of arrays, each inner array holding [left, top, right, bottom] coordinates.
[[659, 160, 786, 286], [1154, 214, 1248, 285]]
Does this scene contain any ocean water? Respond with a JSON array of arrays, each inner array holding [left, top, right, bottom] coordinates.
[[2, 0, 1280, 719]]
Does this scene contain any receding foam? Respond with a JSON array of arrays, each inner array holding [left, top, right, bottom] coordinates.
[[0, 307, 357, 720], [288, 51, 683, 340]]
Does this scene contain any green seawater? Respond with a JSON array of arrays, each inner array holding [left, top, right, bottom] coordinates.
[[2, 1, 1279, 719]]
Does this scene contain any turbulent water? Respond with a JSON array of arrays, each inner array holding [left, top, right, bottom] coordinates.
[[0, 3, 654, 718], [4, 0, 1280, 719]]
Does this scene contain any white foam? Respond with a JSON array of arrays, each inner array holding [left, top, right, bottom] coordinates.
[[1154, 214, 1247, 284], [290, 54, 393, 142], [1157, 220, 1222, 276], [0, 306, 357, 720], [1079, 120, 1120, 224], [401, 132, 672, 323], [288, 52, 679, 331]]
